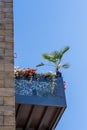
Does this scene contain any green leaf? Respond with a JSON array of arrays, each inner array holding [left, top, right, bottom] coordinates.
[[42, 53, 51, 60], [62, 63, 70, 68], [61, 46, 70, 55], [36, 62, 45, 67], [52, 51, 60, 59], [42, 53, 56, 63]]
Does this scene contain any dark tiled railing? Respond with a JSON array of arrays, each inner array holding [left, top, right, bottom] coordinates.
[[15, 77, 63, 97], [15, 76, 67, 106]]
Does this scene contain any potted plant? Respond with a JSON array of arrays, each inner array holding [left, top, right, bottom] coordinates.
[[15, 46, 70, 97], [36, 46, 70, 77]]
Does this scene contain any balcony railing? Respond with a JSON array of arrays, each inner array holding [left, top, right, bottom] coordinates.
[[15, 75, 67, 107]]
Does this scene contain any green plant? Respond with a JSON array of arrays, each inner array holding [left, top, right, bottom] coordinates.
[[36, 46, 70, 77]]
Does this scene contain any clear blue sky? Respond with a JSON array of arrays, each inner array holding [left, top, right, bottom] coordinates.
[[14, 0, 87, 130]]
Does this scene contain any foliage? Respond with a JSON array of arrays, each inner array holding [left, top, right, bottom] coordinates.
[[14, 67, 67, 91], [14, 67, 36, 79], [14, 67, 56, 79], [36, 46, 70, 74]]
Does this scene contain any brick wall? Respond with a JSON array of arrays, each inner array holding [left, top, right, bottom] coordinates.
[[0, 0, 15, 130]]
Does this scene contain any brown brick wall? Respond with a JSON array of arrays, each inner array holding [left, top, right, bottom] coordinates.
[[0, 0, 15, 129]]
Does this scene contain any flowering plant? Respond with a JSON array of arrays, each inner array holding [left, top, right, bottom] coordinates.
[[14, 67, 67, 90], [14, 67, 36, 79]]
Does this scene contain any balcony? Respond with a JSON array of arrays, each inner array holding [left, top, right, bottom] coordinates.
[[15, 74, 67, 130]]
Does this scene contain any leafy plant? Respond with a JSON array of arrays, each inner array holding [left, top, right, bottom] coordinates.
[[36, 46, 70, 77], [14, 67, 36, 79]]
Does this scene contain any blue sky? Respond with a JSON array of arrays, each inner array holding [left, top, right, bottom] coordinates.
[[14, 0, 87, 130]]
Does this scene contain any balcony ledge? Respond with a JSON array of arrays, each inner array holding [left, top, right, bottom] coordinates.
[[15, 76, 67, 130]]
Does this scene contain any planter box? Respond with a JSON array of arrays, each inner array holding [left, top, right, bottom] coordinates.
[[15, 76, 66, 107]]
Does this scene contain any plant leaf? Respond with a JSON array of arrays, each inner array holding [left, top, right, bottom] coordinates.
[[36, 62, 45, 67], [61, 46, 70, 55], [42, 53, 56, 63], [62, 63, 70, 68], [42, 53, 51, 60], [52, 51, 60, 59]]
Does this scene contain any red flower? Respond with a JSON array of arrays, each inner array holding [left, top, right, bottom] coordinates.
[[15, 67, 36, 78], [18, 72, 20, 76], [25, 71, 29, 75], [29, 68, 36, 73]]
